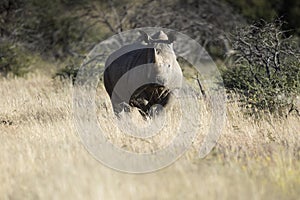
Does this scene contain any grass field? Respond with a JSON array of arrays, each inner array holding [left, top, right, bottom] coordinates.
[[0, 74, 299, 199]]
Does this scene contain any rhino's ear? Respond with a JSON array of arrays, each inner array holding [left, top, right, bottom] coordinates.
[[139, 30, 151, 44], [167, 31, 176, 44]]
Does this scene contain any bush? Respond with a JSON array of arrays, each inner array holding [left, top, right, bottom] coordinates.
[[0, 41, 31, 77], [19, 0, 83, 58], [223, 20, 300, 116], [54, 57, 80, 83], [223, 0, 300, 36]]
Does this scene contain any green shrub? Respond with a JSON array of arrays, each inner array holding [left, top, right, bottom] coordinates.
[[54, 57, 80, 83], [223, 21, 300, 116], [223, 0, 300, 36], [0, 41, 31, 77]]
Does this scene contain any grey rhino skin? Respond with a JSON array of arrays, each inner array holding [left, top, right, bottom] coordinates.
[[104, 30, 183, 117]]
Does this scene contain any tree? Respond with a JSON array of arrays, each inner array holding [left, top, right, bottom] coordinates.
[[223, 20, 300, 116]]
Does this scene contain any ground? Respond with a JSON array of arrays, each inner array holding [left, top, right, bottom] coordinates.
[[0, 75, 299, 199]]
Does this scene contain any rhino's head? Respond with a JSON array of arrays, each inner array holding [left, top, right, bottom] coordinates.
[[139, 30, 182, 90]]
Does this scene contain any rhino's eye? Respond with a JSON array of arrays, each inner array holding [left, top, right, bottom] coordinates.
[[156, 49, 161, 55]]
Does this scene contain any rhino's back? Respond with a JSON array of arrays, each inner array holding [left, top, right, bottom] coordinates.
[[104, 47, 154, 97]]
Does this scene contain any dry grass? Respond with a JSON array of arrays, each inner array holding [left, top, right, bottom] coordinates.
[[0, 74, 299, 200]]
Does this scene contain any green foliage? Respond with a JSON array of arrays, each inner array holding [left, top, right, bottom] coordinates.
[[223, 0, 300, 35], [223, 21, 300, 116], [280, 0, 300, 35], [0, 41, 31, 77], [224, 0, 280, 21], [0, 0, 25, 37], [223, 62, 300, 115], [20, 0, 84, 57], [0, 0, 109, 59], [54, 58, 80, 83]]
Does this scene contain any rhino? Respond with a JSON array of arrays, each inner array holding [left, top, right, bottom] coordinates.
[[104, 30, 183, 117]]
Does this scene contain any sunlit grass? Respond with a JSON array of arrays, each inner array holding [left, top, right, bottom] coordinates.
[[0, 75, 299, 199]]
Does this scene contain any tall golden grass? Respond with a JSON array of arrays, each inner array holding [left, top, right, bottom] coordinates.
[[0, 74, 299, 199]]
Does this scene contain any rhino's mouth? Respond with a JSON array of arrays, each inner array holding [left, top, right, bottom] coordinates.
[[129, 83, 170, 117]]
